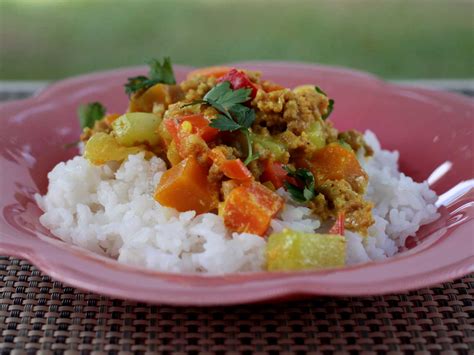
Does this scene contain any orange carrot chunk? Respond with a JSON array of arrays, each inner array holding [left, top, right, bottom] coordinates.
[[309, 143, 368, 192], [220, 182, 284, 236], [186, 66, 233, 79], [154, 156, 218, 214], [220, 159, 252, 181]]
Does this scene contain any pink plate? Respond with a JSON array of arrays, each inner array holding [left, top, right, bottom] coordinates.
[[0, 62, 473, 305]]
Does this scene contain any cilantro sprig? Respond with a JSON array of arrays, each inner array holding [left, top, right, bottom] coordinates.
[[203, 81, 251, 114], [315, 86, 334, 120], [65, 101, 106, 148], [125, 57, 176, 95], [186, 81, 259, 165], [283, 166, 317, 203], [211, 108, 259, 165], [78, 102, 106, 129]]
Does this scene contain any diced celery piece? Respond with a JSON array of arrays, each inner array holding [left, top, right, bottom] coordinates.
[[84, 133, 142, 165], [112, 112, 161, 146], [306, 121, 326, 149], [252, 133, 287, 161]]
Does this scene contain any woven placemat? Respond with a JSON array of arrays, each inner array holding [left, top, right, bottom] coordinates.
[[0, 257, 472, 354]]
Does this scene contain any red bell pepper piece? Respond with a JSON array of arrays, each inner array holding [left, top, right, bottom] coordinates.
[[165, 114, 218, 143], [217, 68, 259, 100], [329, 212, 345, 236], [261, 160, 298, 189], [209, 149, 252, 181], [164, 118, 180, 142]]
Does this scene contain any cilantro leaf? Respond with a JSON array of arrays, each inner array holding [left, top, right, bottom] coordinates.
[[208, 111, 258, 165], [230, 105, 255, 129], [148, 57, 175, 85], [315, 86, 327, 96], [315, 86, 334, 120], [205, 98, 229, 118], [181, 99, 205, 108], [124, 76, 154, 95], [283, 166, 317, 203], [203, 82, 251, 114], [285, 183, 307, 202], [124, 57, 176, 95], [244, 152, 260, 165], [209, 114, 242, 131], [187, 80, 256, 165], [303, 188, 314, 201], [241, 129, 259, 165], [78, 102, 106, 129], [323, 99, 334, 120]]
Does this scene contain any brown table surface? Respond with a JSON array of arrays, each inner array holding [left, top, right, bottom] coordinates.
[[1, 82, 473, 354]]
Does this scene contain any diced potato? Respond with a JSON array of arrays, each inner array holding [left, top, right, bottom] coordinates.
[[220, 182, 284, 236], [84, 133, 143, 165], [252, 133, 288, 161], [154, 156, 218, 214], [305, 121, 326, 150], [266, 229, 346, 271], [129, 83, 183, 113], [310, 143, 368, 193], [112, 112, 162, 147]]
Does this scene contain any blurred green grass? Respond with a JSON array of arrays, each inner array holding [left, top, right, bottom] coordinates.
[[0, 0, 473, 80]]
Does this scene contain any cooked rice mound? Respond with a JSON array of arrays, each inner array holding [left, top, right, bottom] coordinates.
[[36, 131, 439, 273]]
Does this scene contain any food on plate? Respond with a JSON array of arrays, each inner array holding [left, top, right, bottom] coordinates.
[[36, 57, 439, 273]]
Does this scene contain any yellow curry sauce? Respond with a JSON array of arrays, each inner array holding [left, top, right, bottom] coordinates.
[[80, 60, 374, 246]]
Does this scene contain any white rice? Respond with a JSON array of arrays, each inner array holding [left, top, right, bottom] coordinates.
[[345, 131, 439, 264], [35, 130, 439, 273]]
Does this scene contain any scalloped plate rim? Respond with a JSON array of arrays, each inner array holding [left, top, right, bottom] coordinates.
[[0, 61, 473, 305]]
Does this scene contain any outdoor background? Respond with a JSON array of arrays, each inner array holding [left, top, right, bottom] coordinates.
[[0, 0, 473, 80]]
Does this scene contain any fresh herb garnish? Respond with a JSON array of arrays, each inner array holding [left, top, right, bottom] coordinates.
[[186, 81, 259, 165], [324, 99, 334, 120], [204, 81, 251, 114], [315, 86, 334, 120], [124, 57, 176, 95], [78, 102, 106, 129], [283, 166, 317, 203], [315, 86, 327, 96], [184, 81, 251, 115]]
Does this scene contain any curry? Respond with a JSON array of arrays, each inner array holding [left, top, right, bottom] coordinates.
[[80, 58, 374, 241]]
